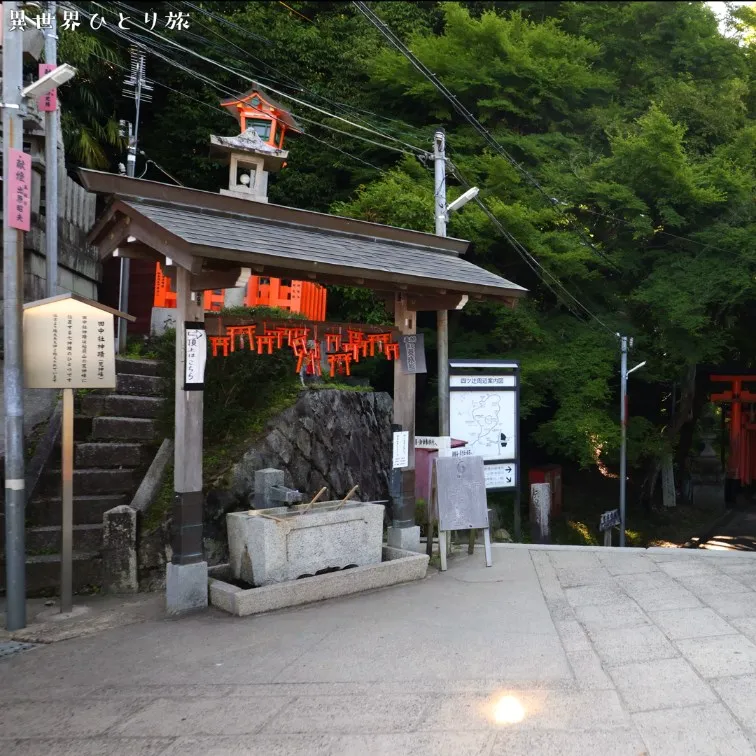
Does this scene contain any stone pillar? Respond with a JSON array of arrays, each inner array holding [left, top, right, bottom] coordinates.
[[254, 468, 284, 509], [530, 483, 551, 544], [102, 505, 138, 594]]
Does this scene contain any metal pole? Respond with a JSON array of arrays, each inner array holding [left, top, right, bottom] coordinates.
[[117, 57, 144, 353], [44, 1, 58, 298], [3, 1, 28, 631], [434, 130, 450, 436], [619, 335, 628, 547], [60, 388, 74, 613]]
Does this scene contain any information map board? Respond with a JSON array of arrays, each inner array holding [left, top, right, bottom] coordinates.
[[448, 360, 519, 492]]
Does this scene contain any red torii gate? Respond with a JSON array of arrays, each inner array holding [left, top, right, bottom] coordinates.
[[710, 375, 756, 491]]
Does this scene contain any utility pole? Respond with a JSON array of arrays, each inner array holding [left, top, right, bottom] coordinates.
[[619, 335, 628, 547], [434, 130, 450, 436], [618, 334, 646, 547], [45, 1, 58, 297], [3, 0, 27, 630], [117, 49, 151, 352]]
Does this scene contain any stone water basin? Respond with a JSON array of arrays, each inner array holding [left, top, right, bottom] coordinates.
[[226, 500, 385, 587]]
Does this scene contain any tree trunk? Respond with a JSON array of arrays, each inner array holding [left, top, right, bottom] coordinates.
[[639, 365, 698, 509]]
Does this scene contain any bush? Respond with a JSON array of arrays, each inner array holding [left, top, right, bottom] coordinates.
[[150, 328, 301, 446]]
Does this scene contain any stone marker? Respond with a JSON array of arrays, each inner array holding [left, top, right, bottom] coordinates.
[[102, 505, 138, 594]]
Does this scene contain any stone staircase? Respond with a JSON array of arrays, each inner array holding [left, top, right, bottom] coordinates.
[[0, 358, 164, 596]]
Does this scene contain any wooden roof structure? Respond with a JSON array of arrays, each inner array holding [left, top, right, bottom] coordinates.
[[79, 170, 527, 309]]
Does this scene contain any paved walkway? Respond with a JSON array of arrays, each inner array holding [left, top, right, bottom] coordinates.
[[689, 505, 756, 551], [2, 545, 756, 755]]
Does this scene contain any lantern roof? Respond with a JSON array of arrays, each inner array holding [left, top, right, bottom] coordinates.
[[220, 89, 303, 134]]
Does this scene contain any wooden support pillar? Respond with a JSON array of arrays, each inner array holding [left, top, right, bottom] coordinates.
[[167, 264, 207, 614], [392, 292, 416, 526]]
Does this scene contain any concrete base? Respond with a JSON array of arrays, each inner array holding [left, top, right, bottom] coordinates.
[[210, 546, 429, 617], [387, 525, 422, 553], [166, 561, 208, 615]]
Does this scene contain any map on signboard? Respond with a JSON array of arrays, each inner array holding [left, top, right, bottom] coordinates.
[[449, 388, 516, 462]]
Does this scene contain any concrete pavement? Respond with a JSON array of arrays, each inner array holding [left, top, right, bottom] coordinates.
[[2, 545, 756, 754]]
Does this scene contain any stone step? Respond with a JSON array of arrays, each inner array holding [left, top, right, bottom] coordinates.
[[25, 524, 103, 555], [116, 373, 164, 397], [81, 394, 163, 419], [40, 468, 135, 497], [26, 494, 127, 526], [74, 442, 146, 469], [91, 416, 157, 442], [74, 415, 93, 440], [0, 552, 101, 596], [116, 357, 160, 377]]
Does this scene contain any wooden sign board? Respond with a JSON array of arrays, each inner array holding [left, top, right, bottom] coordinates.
[[434, 455, 489, 531], [23, 297, 118, 390], [599, 509, 621, 532]]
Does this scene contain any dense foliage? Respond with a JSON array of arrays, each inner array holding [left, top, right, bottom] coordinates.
[[64, 1, 756, 506]]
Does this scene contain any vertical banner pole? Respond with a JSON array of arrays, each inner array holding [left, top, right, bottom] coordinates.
[[61, 387, 74, 613]]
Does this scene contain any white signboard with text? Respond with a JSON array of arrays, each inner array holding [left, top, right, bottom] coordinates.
[[449, 361, 519, 491], [392, 431, 409, 469], [185, 323, 207, 389], [23, 298, 116, 389]]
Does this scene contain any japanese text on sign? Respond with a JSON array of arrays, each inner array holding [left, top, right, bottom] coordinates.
[[8, 149, 31, 232], [185, 326, 207, 388], [392, 431, 409, 469], [23, 300, 116, 390], [449, 375, 516, 387], [38, 63, 57, 112], [599, 509, 621, 532]]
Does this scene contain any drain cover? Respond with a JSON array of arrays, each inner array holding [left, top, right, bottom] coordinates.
[[0, 641, 36, 659]]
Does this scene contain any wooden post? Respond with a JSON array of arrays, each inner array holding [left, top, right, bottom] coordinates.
[[392, 292, 416, 526], [60, 388, 74, 614], [167, 265, 207, 613]]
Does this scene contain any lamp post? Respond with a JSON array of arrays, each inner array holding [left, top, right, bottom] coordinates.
[[619, 333, 646, 547]]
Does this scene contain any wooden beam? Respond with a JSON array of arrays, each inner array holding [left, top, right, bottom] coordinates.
[[393, 290, 416, 480], [405, 294, 468, 312], [98, 216, 132, 259], [164, 266, 251, 292], [126, 219, 202, 275], [113, 243, 162, 262]]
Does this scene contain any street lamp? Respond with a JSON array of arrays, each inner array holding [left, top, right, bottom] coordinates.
[[619, 335, 646, 547]]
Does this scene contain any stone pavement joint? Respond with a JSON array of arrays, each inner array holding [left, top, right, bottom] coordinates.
[[2, 546, 756, 755]]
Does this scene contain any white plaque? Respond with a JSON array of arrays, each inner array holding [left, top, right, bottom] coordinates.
[[185, 324, 207, 388], [23, 298, 116, 389], [450, 375, 516, 388], [414, 435, 451, 451], [392, 431, 409, 469], [484, 462, 517, 489]]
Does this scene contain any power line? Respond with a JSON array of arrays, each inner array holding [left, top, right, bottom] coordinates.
[[448, 160, 616, 335], [89, 0, 431, 157], [87, 46, 386, 176], [352, 1, 625, 272], [138, 157, 184, 185], [179, 0, 431, 142]]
